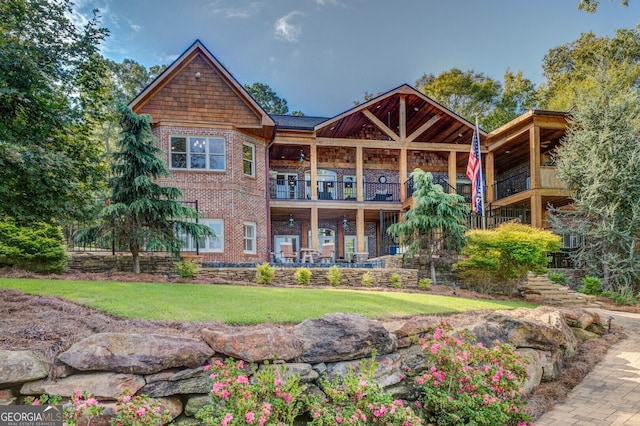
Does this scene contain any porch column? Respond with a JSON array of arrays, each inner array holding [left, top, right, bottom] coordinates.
[[399, 147, 407, 201], [529, 126, 540, 190], [310, 207, 319, 250], [485, 151, 495, 203], [356, 146, 364, 201], [448, 151, 457, 194], [356, 208, 365, 252], [310, 144, 318, 200], [531, 194, 542, 228]]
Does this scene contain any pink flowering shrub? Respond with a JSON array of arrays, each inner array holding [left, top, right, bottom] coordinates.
[[110, 390, 171, 426], [415, 324, 533, 426], [307, 352, 423, 425], [26, 390, 105, 425], [196, 358, 305, 425]]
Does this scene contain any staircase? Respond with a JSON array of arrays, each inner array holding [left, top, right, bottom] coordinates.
[[520, 272, 601, 308]]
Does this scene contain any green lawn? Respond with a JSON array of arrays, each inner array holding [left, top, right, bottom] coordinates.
[[0, 278, 536, 324]]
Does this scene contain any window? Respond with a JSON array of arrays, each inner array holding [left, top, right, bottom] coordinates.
[[180, 220, 223, 252], [243, 222, 257, 254], [243, 143, 255, 177], [170, 136, 225, 171]]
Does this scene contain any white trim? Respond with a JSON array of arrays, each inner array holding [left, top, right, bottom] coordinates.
[[181, 219, 224, 253], [243, 142, 255, 177], [169, 135, 226, 171], [243, 222, 257, 254]]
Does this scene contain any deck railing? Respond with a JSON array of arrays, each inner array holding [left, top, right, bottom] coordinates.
[[269, 178, 400, 202]]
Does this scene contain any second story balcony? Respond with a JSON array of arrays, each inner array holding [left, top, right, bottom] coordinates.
[[269, 177, 400, 202]]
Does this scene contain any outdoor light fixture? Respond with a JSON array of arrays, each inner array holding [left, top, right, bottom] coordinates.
[[288, 214, 295, 228], [298, 149, 306, 163], [342, 215, 348, 229]]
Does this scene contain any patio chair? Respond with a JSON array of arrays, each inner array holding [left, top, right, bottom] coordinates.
[[280, 242, 297, 263], [316, 242, 335, 263]]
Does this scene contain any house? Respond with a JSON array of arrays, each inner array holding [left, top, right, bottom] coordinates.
[[129, 40, 571, 264]]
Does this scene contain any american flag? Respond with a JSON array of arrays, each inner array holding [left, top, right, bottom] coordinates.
[[466, 124, 484, 214]]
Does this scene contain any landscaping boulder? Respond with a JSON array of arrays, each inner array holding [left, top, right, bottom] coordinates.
[[257, 362, 319, 384], [539, 349, 564, 382], [58, 333, 214, 374], [486, 308, 578, 356], [517, 348, 543, 395], [562, 309, 601, 330], [294, 313, 396, 363], [201, 326, 301, 362], [0, 350, 49, 386], [21, 372, 145, 399], [139, 367, 212, 398]]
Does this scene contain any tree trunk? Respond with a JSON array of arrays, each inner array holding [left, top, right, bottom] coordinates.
[[430, 258, 437, 285], [130, 245, 141, 274]]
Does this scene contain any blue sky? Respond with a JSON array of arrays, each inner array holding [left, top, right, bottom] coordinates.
[[73, 0, 639, 117]]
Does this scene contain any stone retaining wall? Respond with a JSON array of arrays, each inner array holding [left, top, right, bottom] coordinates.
[[0, 307, 607, 424], [68, 252, 176, 274], [198, 267, 418, 288]]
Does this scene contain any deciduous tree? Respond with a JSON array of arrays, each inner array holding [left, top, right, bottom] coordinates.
[[415, 68, 500, 124], [244, 82, 289, 114], [0, 0, 109, 223]]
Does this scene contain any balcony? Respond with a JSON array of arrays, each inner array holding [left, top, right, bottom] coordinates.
[[493, 171, 530, 200], [405, 175, 470, 202], [269, 178, 400, 202]]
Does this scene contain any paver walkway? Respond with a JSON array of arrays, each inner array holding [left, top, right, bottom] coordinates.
[[536, 309, 640, 426]]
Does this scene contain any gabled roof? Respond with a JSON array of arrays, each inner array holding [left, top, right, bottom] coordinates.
[[129, 39, 275, 129], [314, 84, 486, 145]]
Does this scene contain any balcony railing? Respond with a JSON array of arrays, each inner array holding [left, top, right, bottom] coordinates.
[[269, 178, 400, 202], [405, 175, 470, 202], [493, 171, 530, 200]]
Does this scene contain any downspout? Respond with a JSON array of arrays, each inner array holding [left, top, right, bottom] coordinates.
[[266, 129, 276, 263]]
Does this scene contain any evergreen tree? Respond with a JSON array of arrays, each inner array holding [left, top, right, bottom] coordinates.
[[77, 105, 214, 273], [387, 169, 470, 284], [550, 63, 640, 293]]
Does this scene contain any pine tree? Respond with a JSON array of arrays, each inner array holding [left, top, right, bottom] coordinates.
[[77, 105, 213, 273], [387, 169, 470, 284], [550, 63, 640, 292]]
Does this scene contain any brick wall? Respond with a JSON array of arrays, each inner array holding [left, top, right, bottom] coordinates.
[[153, 125, 269, 263]]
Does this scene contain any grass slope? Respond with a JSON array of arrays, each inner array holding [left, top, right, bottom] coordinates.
[[0, 278, 535, 324]]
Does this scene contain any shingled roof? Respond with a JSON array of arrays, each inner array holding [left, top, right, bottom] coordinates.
[[271, 114, 329, 130]]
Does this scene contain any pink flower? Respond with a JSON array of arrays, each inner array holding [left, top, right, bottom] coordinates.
[[433, 328, 443, 340], [74, 390, 82, 398], [212, 382, 225, 392], [203, 364, 211, 371], [245, 411, 255, 423], [430, 343, 440, 354], [220, 390, 230, 399], [222, 412, 233, 426], [335, 415, 343, 423], [236, 375, 249, 384], [122, 395, 131, 403], [31, 398, 39, 405], [373, 410, 382, 418], [215, 360, 224, 366], [274, 378, 283, 386], [135, 407, 146, 416], [258, 415, 267, 426]]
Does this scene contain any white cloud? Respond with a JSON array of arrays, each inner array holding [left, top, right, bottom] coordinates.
[[129, 22, 142, 32], [274, 11, 303, 42], [209, 0, 260, 18]]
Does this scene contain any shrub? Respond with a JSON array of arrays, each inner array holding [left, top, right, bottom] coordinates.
[[455, 223, 561, 293], [415, 324, 532, 426], [548, 272, 568, 285], [327, 265, 341, 286], [418, 277, 432, 290], [579, 276, 602, 295], [111, 390, 171, 425], [361, 271, 372, 287], [601, 286, 639, 306], [307, 352, 423, 425], [0, 219, 67, 273], [196, 359, 305, 426], [389, 272, 402, 289], [293, 267, 311, 285], [255, 262, 275, 285], [175, 258, 198, 279]]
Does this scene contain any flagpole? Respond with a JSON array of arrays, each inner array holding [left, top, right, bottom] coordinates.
[[475, 115, 486, 230]]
